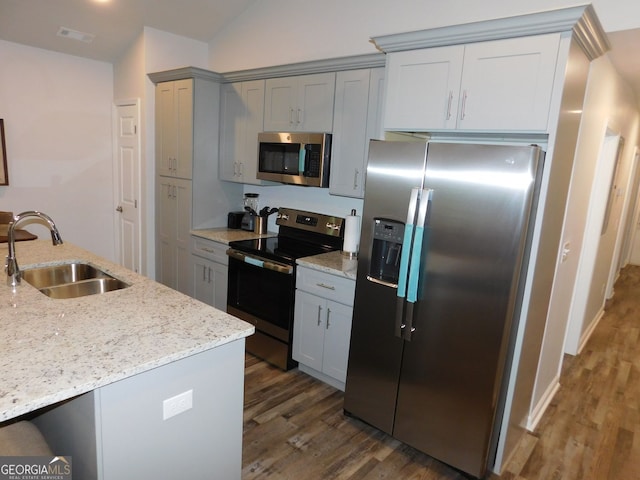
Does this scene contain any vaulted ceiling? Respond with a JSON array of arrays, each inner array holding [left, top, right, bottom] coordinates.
[[1, 0, 639, 104]]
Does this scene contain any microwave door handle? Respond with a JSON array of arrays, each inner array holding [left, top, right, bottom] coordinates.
[[403, 188, 433, 341], [395, 187, 420, 338], [299, 144, 306, 176]]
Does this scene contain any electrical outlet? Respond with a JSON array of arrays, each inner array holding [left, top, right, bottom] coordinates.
[[163, 389, 193, 420]]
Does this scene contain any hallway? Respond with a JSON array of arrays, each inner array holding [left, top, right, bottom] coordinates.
[[242, 265, 640, 479]]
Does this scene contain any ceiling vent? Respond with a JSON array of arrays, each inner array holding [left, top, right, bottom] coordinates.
[[57, 27, 95, 43]]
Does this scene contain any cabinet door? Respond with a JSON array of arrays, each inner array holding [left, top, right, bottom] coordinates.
[[174, 178, 192, 294], [457, 33, 560, 131], [330, 69, 371, 198], [174, 79, 194, 179], [292, 290, 325, 371], [156, 80, 193, 179], [220, 80, 267, 184], [211, 262, 228, 311], [156, 178, 176, 288], [322, 300, 353, 383], [218, 83, 242, 182], [191, 256, 227, 311], [384, 45, 464, 131], [264, 74, 335, 132], [296, 72, 335, 132], [239, 80, 265, 184], [156, 83, 176, 177], [192, 255, 215, 306], [156, 177, 191, 292], [330, 68, 384, 198], [264, 77, 298, 132]]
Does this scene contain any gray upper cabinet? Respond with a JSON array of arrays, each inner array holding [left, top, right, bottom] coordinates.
[[264, 73, 336, 132], [330, 68, 385, 198], [219, 80, 267, 184], [156, 79, 194, 179], [384, 33, 561, 132]]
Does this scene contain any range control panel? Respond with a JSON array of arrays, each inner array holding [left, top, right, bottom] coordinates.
[[276, 207, 344, 238]]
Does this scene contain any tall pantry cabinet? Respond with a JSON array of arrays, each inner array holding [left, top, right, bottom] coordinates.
[[149, 67, 243, 294]]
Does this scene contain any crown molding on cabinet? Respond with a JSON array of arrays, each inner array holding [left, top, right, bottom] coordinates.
[[371, 4, 610, 60], [148, 66, 224, 84], [219, 53, 386, 83]]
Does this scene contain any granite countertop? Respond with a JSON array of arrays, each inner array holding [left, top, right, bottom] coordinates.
[[191, 227, 277, 244], [0, 240, 254, 422], [297, 250, 358, 280]]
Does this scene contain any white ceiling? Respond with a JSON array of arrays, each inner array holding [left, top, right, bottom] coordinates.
[[0, 0, 639, 104], [0, 0, 257, 62]]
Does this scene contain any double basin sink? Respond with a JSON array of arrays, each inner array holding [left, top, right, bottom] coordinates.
[[22, 262, 129, 299]]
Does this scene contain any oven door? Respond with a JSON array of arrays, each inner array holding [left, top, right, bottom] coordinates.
[[226, 249, 297, 369]]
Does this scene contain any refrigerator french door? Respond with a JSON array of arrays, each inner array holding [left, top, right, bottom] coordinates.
[[344, 140, 543, 478]]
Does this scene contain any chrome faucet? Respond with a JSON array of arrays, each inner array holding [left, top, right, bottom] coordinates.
[[5, 211, 63, 287]]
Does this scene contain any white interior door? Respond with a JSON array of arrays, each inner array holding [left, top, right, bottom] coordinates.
[[114, 101, 141, 273], [626, 149, 640, 265]]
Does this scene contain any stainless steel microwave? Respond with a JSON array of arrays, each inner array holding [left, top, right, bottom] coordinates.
[[257, 132, 331, 187]]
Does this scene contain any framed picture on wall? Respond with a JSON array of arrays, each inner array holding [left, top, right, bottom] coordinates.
[[0, 119, 7, 185]]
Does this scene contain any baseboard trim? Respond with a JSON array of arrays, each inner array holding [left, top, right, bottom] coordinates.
[[527, 376, 560, 431], [576, 307, 605, 355]]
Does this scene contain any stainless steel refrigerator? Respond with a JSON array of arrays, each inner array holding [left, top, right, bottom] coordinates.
[[343, 140, 544, 478]]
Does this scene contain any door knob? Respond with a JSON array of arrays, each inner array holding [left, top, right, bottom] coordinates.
[[116, 206, 123, 212]]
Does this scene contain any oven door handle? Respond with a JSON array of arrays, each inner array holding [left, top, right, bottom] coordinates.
[[226, 249, 294, 275]]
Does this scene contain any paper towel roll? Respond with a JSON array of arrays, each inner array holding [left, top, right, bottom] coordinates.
[[343, 209, 361, 257]]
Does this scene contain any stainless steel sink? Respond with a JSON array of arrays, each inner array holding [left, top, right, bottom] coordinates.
[[22, 262, 129, 299]]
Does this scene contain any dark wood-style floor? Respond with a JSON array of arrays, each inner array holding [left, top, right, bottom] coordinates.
[[242, 266, 640, 479]]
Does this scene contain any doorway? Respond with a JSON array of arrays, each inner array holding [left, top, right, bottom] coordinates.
[[113, 100, 142, 273], [564, 129, 623, 354]]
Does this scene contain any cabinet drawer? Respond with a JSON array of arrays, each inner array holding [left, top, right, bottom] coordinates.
[[296, 266, 355, 306], [191, 236, 228, 265]]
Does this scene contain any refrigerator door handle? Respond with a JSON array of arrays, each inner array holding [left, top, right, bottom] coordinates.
[[403, 188, 433, 341], [395, 187, 421, 338]]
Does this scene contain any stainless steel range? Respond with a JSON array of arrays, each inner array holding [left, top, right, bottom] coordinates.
[[226, 207, 344, 370]]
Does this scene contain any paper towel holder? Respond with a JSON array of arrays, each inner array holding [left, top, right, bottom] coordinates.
[[341, 209, 360, 258]]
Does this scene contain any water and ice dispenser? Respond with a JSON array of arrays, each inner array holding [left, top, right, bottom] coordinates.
[[368, 218, 404, 285]]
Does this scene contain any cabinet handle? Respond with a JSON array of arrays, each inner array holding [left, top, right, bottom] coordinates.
[[167, 185, 172, 198], [202, 247, 215, 253], [289, 108, 295, 125], [208, 267, 212, 283], [317, 305, 323, 326], [460, 90, 468, 120], [202, 265, 206, 281], [297, 108, 302, 125], [239, 162, 244, 177], [353, 169, 359, 189], [326, 308, 331, 329], [316, 282, 336, 290], [233, 162, 238, 177], [446, 91, 453, 120], [172, 185, 177, 198]]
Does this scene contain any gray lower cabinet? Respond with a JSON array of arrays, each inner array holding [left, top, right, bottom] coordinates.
[[190, 236, 228, 311], [156, 177, 192, 294], [293, 266, 355, 390], [33, 340, 246, 480]]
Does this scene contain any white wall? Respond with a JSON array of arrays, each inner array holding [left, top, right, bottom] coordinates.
[[208, 0, 640, 73], [112, 28, 209, 277], [0, 40, 115, 260], [529, 55, 640, 423], [563, 56, 640, 355]]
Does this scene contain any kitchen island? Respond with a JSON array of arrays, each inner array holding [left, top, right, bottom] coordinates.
[[0, 240, 253, 479]]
